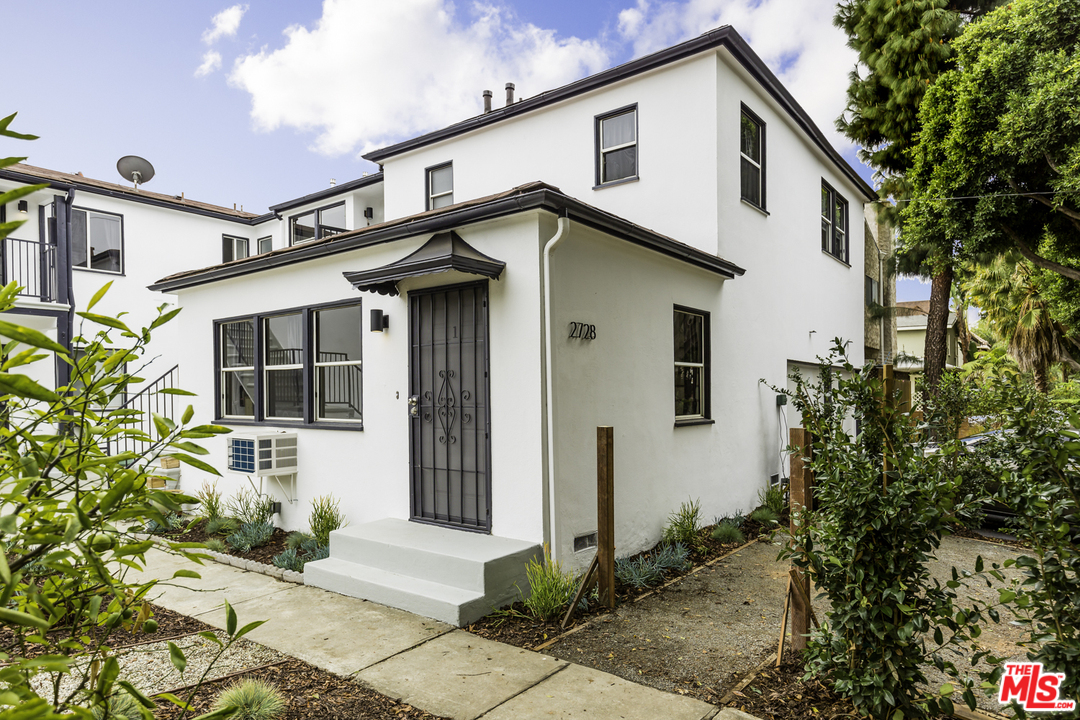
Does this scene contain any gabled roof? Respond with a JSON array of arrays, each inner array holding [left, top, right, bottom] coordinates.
[[0, 164, 270, 223], [150, 181, 745, 292], [362, 26, 875, 201]]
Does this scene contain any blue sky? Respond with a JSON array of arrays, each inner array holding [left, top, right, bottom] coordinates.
[[3, 0, 928, 301]]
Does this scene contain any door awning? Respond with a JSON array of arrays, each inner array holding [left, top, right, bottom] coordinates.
[[343, 231, 506, 296]]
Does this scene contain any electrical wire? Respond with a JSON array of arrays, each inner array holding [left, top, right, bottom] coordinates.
[[893, 190, 1062, 203]]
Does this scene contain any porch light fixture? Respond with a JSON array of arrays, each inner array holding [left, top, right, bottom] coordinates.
[[16, 200, 28, 218], [370, 308, 389, 332]]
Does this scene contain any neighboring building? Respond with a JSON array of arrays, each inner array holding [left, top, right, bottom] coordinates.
[[895, 300, 963, 372], [863, 202, 896, 364]]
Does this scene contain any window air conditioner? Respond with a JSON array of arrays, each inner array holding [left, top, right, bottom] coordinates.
[[227, 431, 298, 476]]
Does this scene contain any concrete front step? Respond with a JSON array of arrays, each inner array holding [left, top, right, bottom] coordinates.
[[303, 518, 542, 626]]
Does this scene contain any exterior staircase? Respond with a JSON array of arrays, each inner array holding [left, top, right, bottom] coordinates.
[[303, 518, 542, 626]]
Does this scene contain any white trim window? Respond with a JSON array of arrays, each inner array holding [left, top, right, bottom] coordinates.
[[427, 163, 454, 209], [257, 236, 273, 255], [314, 305, 362, 422], [220, 319, 256, 419], [263, 313, 304, 420], [223, 235, 249, 263], [71, 207, 122, 273], [821, 181, 849, 263], [597, 107, 637, 184]]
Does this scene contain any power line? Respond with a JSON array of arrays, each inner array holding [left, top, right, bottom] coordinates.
[[894, 190, 1063, 203]]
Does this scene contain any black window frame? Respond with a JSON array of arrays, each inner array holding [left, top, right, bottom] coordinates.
[[213, 298, 363, 430], [740, 104, 766, 211], [289, 202, 347, 246], [425, 161, 454, 210], [673, 305, 712, 426], [222, 235, 250, 263], [71, 205, 125, 275], [594, 104, 639, 188], [821, 180, 850, 264], [865, 275, 880, 306]]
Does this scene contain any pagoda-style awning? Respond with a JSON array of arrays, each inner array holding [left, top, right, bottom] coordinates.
[[342, 231, 506, 296]]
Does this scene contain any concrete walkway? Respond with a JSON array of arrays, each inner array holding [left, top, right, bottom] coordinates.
[[129, 548, 761, 720]]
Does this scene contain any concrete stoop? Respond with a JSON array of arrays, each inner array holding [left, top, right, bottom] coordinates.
[[303, 518, 542, 626]]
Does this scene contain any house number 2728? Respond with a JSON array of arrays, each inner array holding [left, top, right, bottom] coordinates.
[[568, 322, 596, 340]]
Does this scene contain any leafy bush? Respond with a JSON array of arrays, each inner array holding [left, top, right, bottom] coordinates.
[[227, 521, 275, 553], [91, 691, 145, 720], [212, 678, 286, 720], [227, 486, 277, 525], [714, 511, 746, 529], [662, 497, 702, 546], [206, 516, 239, 536], [614, 555, 665, 590], [309, 494, 347, 547], [651, 541, 692, 574], [748, 507, 778, 525], [272, 535, 328, 572], [204, 538, 228, 553], [758, 484, 785, 515], [143, 511, 185, 535], [711, 522, 745, 545], [522, 545, 577, 621], [285, 531, 314, 550], [198, 481, 225, 521]]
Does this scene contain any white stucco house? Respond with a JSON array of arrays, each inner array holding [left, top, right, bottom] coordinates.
[[2, 26, 877, 626]]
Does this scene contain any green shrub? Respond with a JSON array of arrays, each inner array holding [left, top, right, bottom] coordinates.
[[212, 678, 286, 720], [204, 538, 228, 553], [227, 487, 276, 525], [651, 542, 691, 574], [92, 692, 145, 720], [748, 507, 778, 525], [227, 521, 275, 553], [614, 555, 665, 590], [309, 494, 347, 547], [143, 511, 184, 535], [714, 511, 746, 529], [285, 531, 314, 551], [711, 522, 745, 545], [197, 481, 225, 521], [758, 484, 785, 515], [272, 536, 328, 572], [206, 517, 239, 536], [522, 546, 577, 621], [662, 497, 702, 545]]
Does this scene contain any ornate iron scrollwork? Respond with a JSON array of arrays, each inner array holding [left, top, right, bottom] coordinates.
[[437, 370, 457, 444]]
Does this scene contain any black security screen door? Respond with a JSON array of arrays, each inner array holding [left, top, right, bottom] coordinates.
[[409, 282, 491, 532]]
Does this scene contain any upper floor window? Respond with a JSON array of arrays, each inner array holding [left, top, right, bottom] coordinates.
[[223, 235, 249, 263], [257, 236, 273, 255], [865, 275, 880, 306], [740, 106, 765, 209], [427, 162, 454, 210], [821, 182, 849, 264], [290, 202, 346, 246], [674, 306, 710, 422], [71, 207, 122, 273], [596, 106, 638, 185]]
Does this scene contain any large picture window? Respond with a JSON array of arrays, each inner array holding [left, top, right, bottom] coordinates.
[[740, 106, 765, 209], [290, 203, 347, 246], [215, 301, 362, 427], [71, 207, 123, 273], [821, 181, 849, 263], [674, 307, 710, 422], [596, 106, 638, 185]]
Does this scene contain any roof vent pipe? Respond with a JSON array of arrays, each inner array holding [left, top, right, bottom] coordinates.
[[483, 90, 492, 114], [505, 83, 515, 106]]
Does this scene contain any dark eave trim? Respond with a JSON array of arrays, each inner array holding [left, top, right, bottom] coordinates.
[[0, 169, 274, 225], [268, 172, 384, 213], [149, 188, 744, 292], [344, 231, 506, 296], [362, 27, 874, 201]]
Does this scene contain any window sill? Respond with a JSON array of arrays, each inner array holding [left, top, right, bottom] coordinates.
[[822, 250, 850, 268], [593, 176, 639, 191], [74, 267, 125, 277], [740, 198, 769, 216], [216, 418, 364, 432], [674, 417, 714, 428]]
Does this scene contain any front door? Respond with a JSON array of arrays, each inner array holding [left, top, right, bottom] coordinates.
[[409, 282, 491, 532]]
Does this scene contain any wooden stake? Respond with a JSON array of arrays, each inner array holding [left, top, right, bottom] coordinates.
[[560, 553, 599, 629], [597, 426, 615, 609], [776, 574, 792, 667]]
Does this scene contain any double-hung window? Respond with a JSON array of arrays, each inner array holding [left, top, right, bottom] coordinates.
[[216, 301, 362, 427], [290, 203, 347, 246], [222, 235, 249, 263], [71, 207, 123, 273], [257, 236, 273, 255], [674, 306, 710, 422], [740, 106, 765, 209], [821, 182, 849, 263], [426, 163, 454, 209], [596, 106, 637, 185]]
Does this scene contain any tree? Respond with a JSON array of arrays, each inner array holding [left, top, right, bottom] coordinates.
[[903, 0, 1080, 283], [834, 0, 999, 398]]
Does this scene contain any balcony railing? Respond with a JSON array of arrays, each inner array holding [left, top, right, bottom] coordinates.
[[2, 237, 59, 303]]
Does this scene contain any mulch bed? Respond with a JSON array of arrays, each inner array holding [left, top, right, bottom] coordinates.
[[160, 518, 292, 566], [152, 657, 448, 720], [723, 650, 859, 720]]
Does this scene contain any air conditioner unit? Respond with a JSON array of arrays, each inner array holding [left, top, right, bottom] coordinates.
[[227, 431, 297, 476]]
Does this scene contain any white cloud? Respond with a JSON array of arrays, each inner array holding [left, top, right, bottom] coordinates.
[[203, 4, 248, 45], [615, 0, 858, 156], [195, 50, 223, 78], [228, 0, 609, 156]]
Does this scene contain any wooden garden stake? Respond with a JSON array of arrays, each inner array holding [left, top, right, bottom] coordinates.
[[776, 574, 792, 666], [788, 428, 813, 652], [597, 426, 615, 609], [561, 553, 599, 629]]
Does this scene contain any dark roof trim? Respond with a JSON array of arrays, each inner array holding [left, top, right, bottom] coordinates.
[[268, 172, 384, 213], [150, 185, 744, 292], [362, 26, 875, 201], [344, 230, 505, 296], [0, 169, 276, 225]]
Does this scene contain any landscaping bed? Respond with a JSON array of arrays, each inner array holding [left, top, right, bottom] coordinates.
[[166, 518, 292, 566]]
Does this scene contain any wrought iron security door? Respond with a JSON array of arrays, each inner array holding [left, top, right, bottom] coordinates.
[[409, 283, 491, 532]]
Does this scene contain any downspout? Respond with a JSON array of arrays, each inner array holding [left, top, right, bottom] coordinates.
[[542, 213, 570, 554]]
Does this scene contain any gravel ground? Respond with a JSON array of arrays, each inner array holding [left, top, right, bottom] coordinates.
[[543, 533, 1026, 712]]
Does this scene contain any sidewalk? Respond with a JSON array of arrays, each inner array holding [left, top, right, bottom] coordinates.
[[129, 548, 761, 720]]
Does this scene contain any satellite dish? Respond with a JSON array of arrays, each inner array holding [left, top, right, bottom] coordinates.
[[116, 156, 155, 189]]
